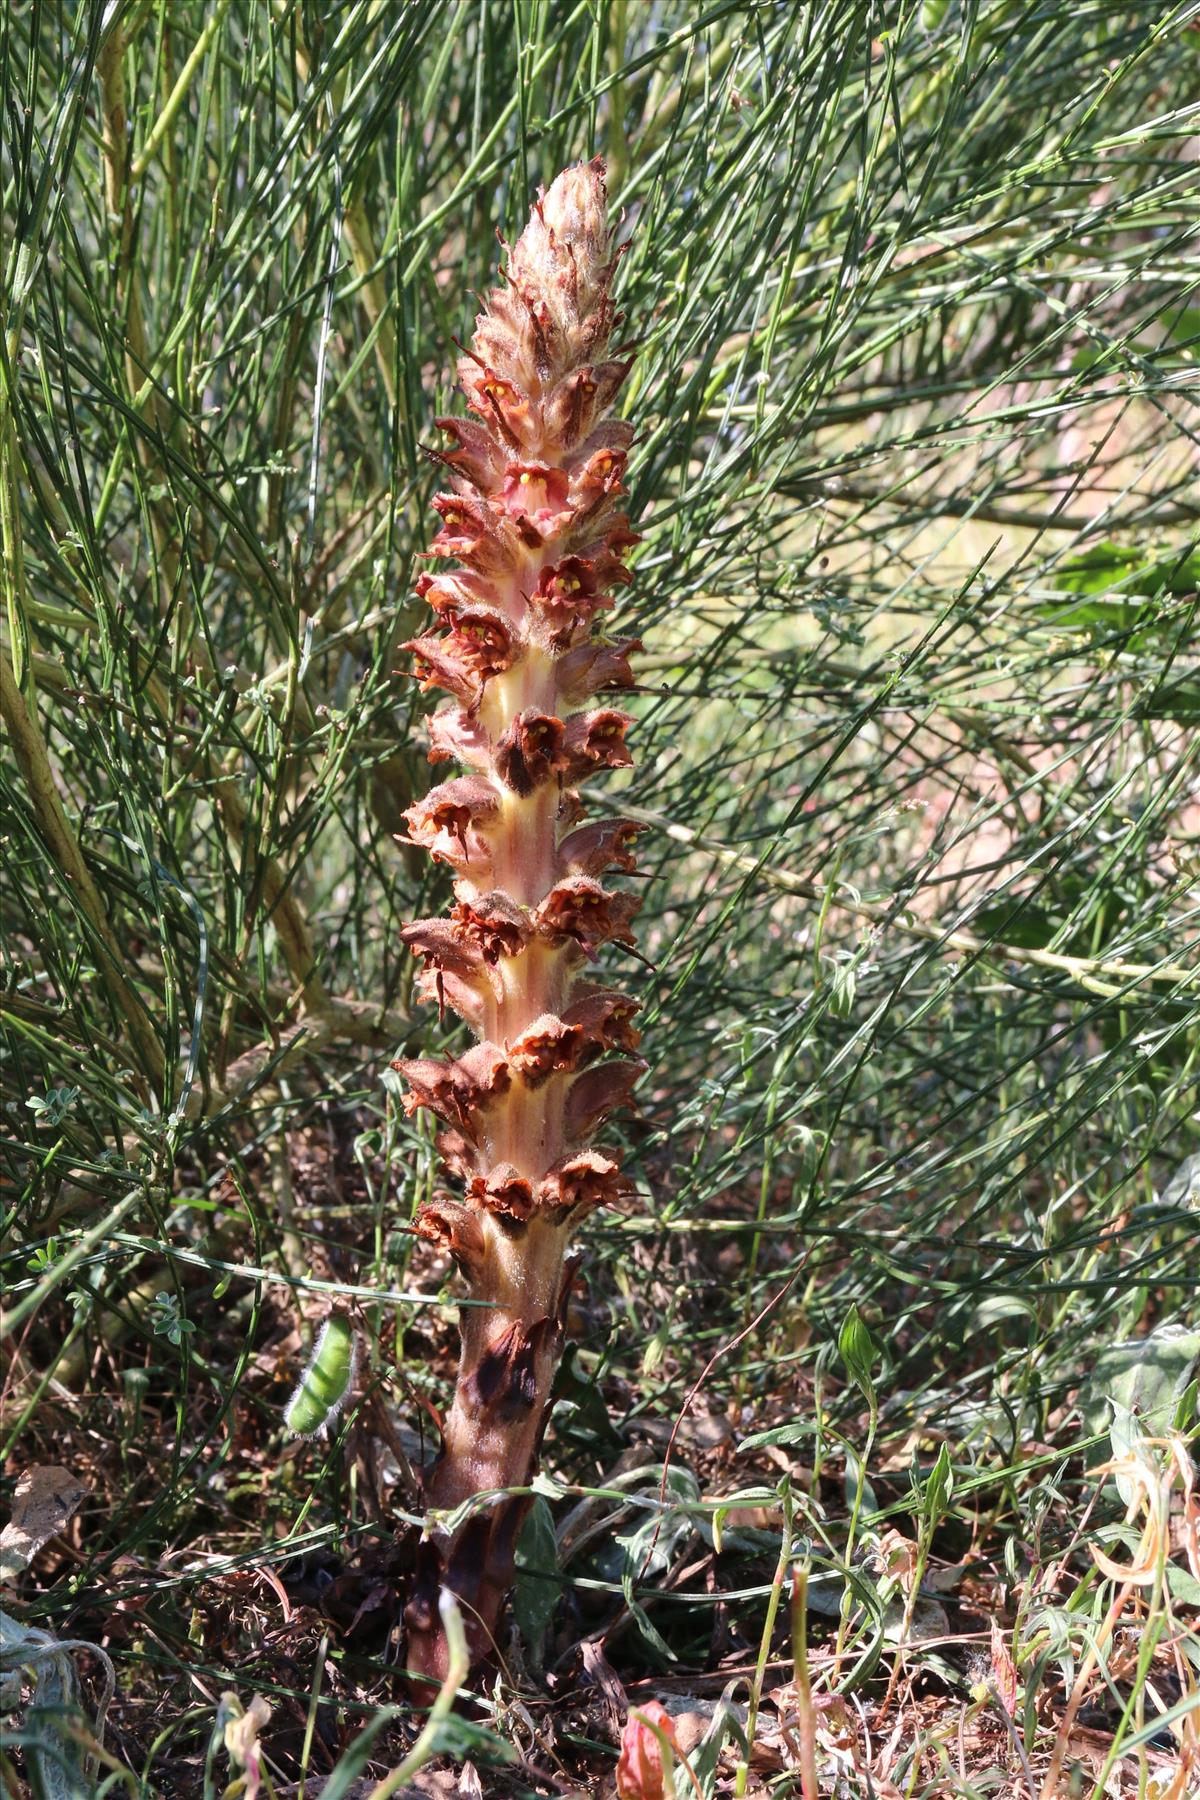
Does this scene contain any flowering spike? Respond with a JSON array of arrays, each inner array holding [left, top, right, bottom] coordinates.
[[399, 157, 642, 1687]]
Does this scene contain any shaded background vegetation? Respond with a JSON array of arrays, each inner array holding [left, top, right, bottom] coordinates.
[[3, 1, 1200, 1793]]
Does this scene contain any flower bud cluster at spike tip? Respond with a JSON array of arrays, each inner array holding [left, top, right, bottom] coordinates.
[[397, 157, 645, 1686]]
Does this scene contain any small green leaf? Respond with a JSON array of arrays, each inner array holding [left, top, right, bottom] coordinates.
[[1080, 1325, 1200, 1440], [737, 1417, 822, 1453], [828, 957, 858, 1018], [922, 1443, 954, 1522], [149, 1291, 194, 1346], [1046, 541, 1200, 631], [1053, 541, 1147, 597], [513, 1496, 559, 1671], [641, 1328, 668, 1375], [1167, 1564, 1200, 1609], [611, 1467, 700, 1585], [25, 1086, 81, 1128], [839, 1304, 879, 1403]]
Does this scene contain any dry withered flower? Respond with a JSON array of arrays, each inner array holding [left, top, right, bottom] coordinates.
[[616, 1702, 680, 1800]]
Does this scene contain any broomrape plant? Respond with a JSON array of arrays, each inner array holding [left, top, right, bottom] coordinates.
[[394, 158, 644, 1684]]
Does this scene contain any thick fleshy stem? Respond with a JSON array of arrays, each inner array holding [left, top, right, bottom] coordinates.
[[395, 158, 643, 1686]]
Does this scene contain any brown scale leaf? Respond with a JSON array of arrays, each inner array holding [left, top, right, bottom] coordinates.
[[402, 776, 500, 867], [432, 415, 505, 490], [467, 1164, 536, 1222], [538, 1148, 629, 1216], [561, 707, 634, 779], [494, 710, 569, 795], [414, 1200, 485, 1278], [401, 916, 500, 992], [450, 888, 531, 962], [558, 817, 643, 876], [558, 637, 642, 703], [565, 1057, 645, 1141], [426, 705, 492, 770], [393, 1043, 511, 1134], [534, 875, 641, 953]]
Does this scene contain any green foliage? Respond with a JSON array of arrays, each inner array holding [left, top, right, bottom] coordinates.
[[837, 1304, 879, 1406], [3, 0, 1200, 1789], [147, 1289, 194, 1349], [512, 1496, 560, 1672]]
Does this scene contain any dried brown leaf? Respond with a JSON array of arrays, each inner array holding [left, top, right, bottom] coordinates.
[[0, 1465, 88, 1581]]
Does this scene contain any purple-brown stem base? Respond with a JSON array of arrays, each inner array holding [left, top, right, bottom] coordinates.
[[402, 1236, 574, 1691]]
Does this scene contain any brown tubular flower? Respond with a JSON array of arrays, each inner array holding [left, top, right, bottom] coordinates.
[[398, 157, 644, 1687]]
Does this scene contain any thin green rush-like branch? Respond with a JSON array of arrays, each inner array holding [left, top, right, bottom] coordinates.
[[0, 1235, 479, 1319], [610, 799, 1200, 999]]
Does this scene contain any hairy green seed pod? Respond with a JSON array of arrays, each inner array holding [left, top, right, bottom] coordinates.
[[284, 1314, 356, 1438]]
